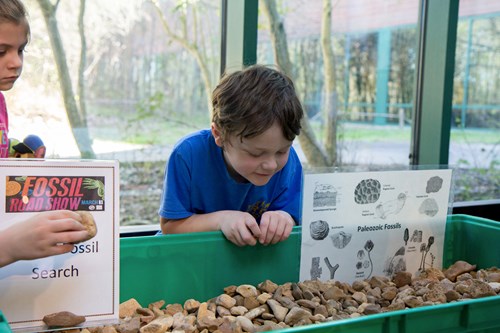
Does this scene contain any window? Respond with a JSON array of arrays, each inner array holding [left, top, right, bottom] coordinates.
[[8, 0, 221, 226], [451, 1, 500, 202], [257, 0, 419, 169]]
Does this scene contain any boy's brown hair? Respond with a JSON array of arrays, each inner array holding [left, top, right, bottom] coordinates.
[[212, 64, 303, 143], [0, 0, 30, 38]]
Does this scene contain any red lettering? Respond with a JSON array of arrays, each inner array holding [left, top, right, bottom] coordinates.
[[70, 178, 84, 197], [58, 178, 71, 197], [33, 178, 48, 197], [21, 176, 36, 198], [8, 198, 23, 212], [47, 178, 59, 197]]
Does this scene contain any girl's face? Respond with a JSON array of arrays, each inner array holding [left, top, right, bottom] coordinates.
[[212, 122, 293, 186], [0, 21, 27, 91]]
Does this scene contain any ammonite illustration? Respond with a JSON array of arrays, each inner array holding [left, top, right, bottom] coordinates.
[[309, 220, 330, 240], [354, 179, 381, 204]]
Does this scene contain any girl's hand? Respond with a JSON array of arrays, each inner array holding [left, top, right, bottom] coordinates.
[[0, 210, 90, 268]]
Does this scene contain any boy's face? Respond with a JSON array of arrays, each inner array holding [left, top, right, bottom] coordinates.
[[0, 22, 27, 91], [212, 122, 293, 186]]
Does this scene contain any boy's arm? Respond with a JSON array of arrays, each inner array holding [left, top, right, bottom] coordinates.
[[160, 211, 262, 247]]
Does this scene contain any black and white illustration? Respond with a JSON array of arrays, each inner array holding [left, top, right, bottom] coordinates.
[[300, 169, 452, 283], [375, 192, 407, 219], [354, 178, 381, 204], [309, 220, 330, 240], [313, 182, 338, 209]]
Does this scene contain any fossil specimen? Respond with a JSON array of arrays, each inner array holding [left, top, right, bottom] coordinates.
[[309, 220, 330, 240]]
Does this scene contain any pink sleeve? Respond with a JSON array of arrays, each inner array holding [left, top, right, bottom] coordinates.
[[0, 92, 9, 158]]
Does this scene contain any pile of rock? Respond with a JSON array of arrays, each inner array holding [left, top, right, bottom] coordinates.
[[82, 261, 500, 333]]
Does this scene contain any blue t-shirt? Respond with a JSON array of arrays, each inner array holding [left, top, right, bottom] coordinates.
[[158, 129, 302, 224]]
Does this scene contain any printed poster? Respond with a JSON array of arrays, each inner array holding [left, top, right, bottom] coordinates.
[[300, 169, 453, 283], [0, 159, 119, 332]]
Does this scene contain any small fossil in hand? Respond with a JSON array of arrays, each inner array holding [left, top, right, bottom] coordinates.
[[76, 211, 97, 241]]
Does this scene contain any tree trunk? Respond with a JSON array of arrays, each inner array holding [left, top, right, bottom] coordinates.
[[261, 0, 329, 167], [150, 0, 214, 117], [36, 0, 95, 158], [320, 0, 338, 165]]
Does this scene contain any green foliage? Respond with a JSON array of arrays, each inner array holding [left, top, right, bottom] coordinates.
[[454, 159, 500, 202]]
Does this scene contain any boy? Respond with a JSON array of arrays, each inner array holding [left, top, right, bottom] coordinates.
[[159, 64, 304, 246]]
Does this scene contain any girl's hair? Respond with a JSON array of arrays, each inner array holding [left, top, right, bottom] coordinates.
[[212, 64, 303, 143], [0, 0, 30, 38]]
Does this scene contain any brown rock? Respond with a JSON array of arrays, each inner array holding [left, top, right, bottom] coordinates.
[[216, 294, 236, 309], [393, 271, 412, 287], [266, 299, 288, 322], [184, 299, 200, 313], [235, 316, 255, 333], [418, 268, 446, 281], [362, 303, 381, 315], [323, 286, 346, 301], [164, 303, 184, 316], [114, 316, 141, 333], [284, 307, 312, 326], [468, 280, 497, 298], [236, 284, 258, 298], [445, 290, 462, 302], [140, 316, 174, 333], [43, 311, 86, 328], [229, 306, 248, 316], [258, 280, 278, 294], [223, 285, 237, 296], [243, 296, 260, 310], [444, 261, 477, 282], [119, 298, 142, 318]]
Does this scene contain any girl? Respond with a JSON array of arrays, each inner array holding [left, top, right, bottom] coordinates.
[[0, 0, 90, 268]]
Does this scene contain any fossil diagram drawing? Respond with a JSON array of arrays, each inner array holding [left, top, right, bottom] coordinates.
[[309, 220, 330, 240], [375, 192, 407, 219], [354, 178, 381, 204], [310, 257, 322, 280], [313, 182, 337, 208], [324, 257, 340, 279], [363, 239, 375, 278], [410, 229, 423, 242], [426, 176, 444, 193], [419, 197, 439, 217], [331, 231, 352, 249], [384, 246, 407, 277], [419, 236, 435, 271]]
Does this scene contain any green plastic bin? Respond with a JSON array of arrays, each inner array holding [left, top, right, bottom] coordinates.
[[119, 214, 500, 333], [0, 312, 11, 333], [1, 215, 499, 333]]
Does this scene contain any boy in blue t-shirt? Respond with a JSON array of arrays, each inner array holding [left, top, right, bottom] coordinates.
[[158, 65, 304, 246]]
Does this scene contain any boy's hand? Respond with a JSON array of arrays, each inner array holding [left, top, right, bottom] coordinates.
[[258, 210, 294, 245], [219, 211, 261, 247]]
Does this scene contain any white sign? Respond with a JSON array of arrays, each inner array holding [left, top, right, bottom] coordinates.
[[300, 169, 453, 283], [0, 159, 119, 331]]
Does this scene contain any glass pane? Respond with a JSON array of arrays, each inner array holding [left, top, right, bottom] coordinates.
[[7, 0, 221, 226], [257, 0, 419, 169], [452, 1, 500, 202]]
